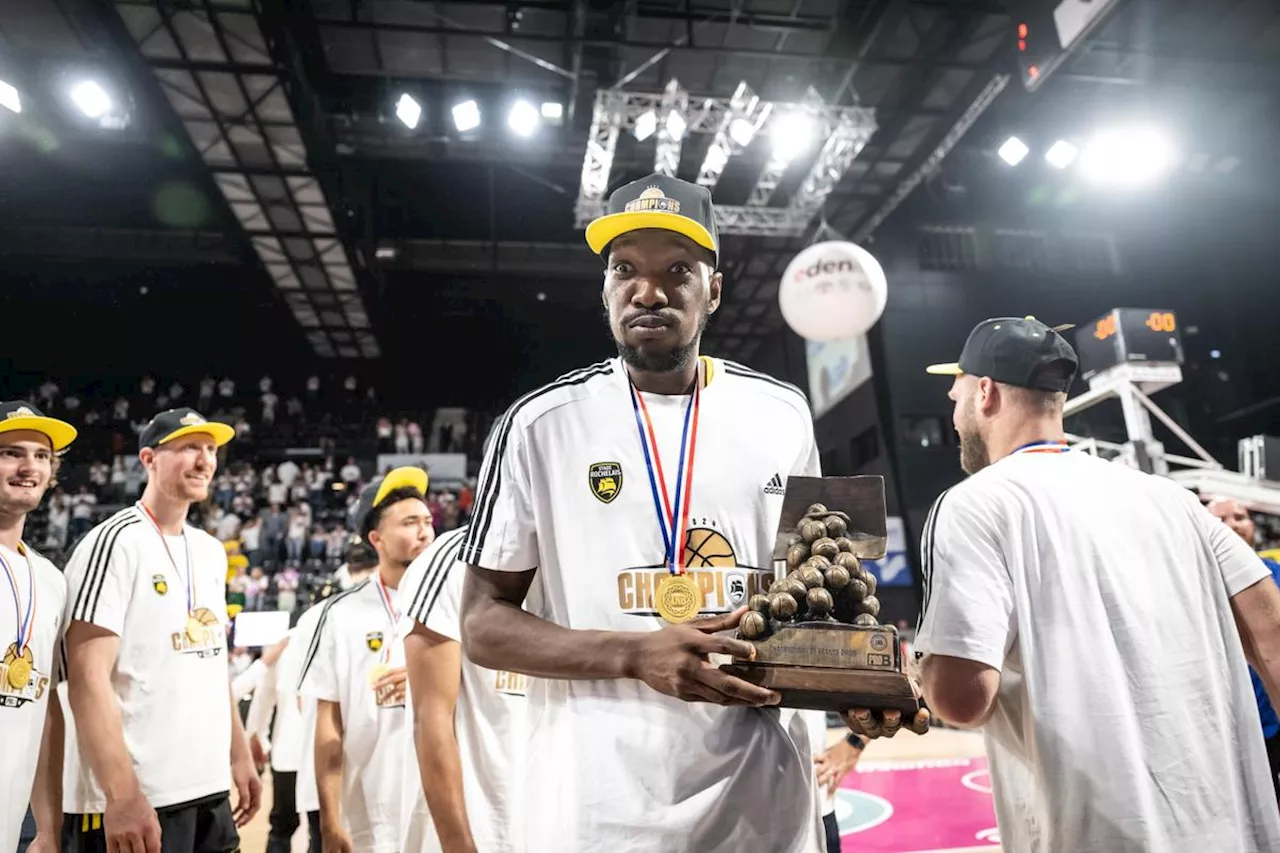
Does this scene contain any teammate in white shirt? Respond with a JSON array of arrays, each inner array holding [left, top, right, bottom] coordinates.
[[63, 408, 261, 853], [300, 468, 433, 853], [901, 316, 1280, 852], [290, 547, 379, 853], [459, 174, 826, 853], [243, 635, 301, 853], [0, 402, 77, 853], [400, 523, 530, 853]]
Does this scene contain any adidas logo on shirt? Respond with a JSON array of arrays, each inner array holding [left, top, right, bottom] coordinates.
[[763, 473, 785, 495]]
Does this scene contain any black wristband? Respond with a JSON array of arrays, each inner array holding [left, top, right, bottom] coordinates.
[[846, 733, 866, 750]]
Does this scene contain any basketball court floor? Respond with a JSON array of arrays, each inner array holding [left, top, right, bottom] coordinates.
[[241, 727, 1000, 853]]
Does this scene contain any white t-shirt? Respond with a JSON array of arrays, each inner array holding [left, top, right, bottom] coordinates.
[[288, 600, 331, 815], [0, 544, 66, 853], [397, 526, 529, 853], [63, 506, 233, 811], [298, 576, 405, 853], [245, 629, 305, 774], [459, 357, 824, 853], [914, 447, 1280, 853]]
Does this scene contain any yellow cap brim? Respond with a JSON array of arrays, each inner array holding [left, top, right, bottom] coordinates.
[[0, 416, 78, 452], [925, 362, 964, 376], [373, 467, 429, 506], [159, 422, 236, 448], [585, 211, 717, 256]]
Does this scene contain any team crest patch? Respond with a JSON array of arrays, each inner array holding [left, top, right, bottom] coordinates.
[[152, 574, 168, 596], [588, 462, 623, 504], [366, 631, 384, 652]]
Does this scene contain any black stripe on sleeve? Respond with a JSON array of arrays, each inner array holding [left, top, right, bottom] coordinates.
[[915, 489, 951, 637], [406, 527, 468, 625], [71, 512, 141, 622], [296, 581, 366, 690], [462, 361, 613, 565], [68, 508, 134, 620], [721, 361, 809, 407]]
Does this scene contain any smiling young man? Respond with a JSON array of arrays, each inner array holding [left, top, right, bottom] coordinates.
[[62, 408, 261, 853], [459, 174, 825, 852], [897, 317, 1280, 852], [0, 402, 76, 853], [299, 468, 433, 853]]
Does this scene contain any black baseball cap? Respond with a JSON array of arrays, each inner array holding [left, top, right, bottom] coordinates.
[[138, 407, 235, 451], [0, 401, 77, 451], [353, 466, 430, 539], [926, 316, 1079, 393], [585, 173, 719, 266]]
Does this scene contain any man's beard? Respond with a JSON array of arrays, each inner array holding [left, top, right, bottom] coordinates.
[[613, 309, 709, 374], [958, 427, 990, 475]]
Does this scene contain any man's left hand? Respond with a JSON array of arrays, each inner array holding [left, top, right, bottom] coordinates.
[[230, 751, 262, 827], [814, 739, 864, 798]]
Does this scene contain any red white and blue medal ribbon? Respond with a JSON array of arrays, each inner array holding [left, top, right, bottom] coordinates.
[[1013, 440, 1070, 455], [374, 574, 399, 663], [138, 502, 196, 614], [628, 362, 702, 576], [0, 543, 36, 655]]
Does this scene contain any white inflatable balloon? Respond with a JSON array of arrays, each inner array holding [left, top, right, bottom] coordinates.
[[778, 241, 888, 342]]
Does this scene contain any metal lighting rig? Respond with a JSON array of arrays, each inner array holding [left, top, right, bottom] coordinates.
[[574, 80, 877, 238], [1063, 308, 1280, 515]]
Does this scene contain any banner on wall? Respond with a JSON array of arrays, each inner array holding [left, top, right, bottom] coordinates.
[[375, 453, 467, 483], [806, 335, 873, 419], [861, 516, 912, 587]]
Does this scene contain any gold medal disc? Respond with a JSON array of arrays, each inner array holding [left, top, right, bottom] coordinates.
[[368, 664, 390, 687], [6, 655, 31, 689], [185, 615, 207, 644], [656, 574, 701, 624]]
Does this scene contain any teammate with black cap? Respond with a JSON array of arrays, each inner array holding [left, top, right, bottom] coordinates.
[[299, 467, 433, 853], [0, 403, 76, 853], [861, 316, 1280, 851], [62, 408, 260, 853], [461, 174, 826, 852]]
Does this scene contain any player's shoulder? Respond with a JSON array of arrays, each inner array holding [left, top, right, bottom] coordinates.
[[322, 579, 371, 616], [498, 359, 618, 433], [715, 358, 811, 418], [184, 524, 226, 557], [404, 527, 469, 620], [24, 545, 68, 592], [69, 506, 147, 561]]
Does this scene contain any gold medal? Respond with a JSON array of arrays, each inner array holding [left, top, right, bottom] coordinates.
[[656, 574, 701, 624], [185, 614, 207, 644], [5, 651, 31, 690], [368, 664, 390, 687]]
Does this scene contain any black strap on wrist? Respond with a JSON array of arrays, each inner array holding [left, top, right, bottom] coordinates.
[[846, 732, 866, 750]]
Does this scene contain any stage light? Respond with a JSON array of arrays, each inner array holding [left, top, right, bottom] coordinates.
[[769, 111, 819, 163], [728, 117, 756, 147], [664, 109, 687, 141], [452, 99, 481, 132], [540, 102, 562, 119], [1079, 126, 1176, 187], [634, 110, 657, 142], [997, 135, 1030, 166], [1044, 139, 1078, 169], [0, 79, 19, 114], [395, 93, 421, 129], [69, 79, 111, 119], [508, 100, 539, 137]]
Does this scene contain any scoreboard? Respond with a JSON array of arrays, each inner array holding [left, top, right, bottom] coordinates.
[[1012, 0, 1128, 92], [1074, 308, 1185, 382]]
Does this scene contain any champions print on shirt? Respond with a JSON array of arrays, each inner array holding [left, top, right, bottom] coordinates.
[[616, 520, 772, 618], [170, 606, 225, 659], [0, 646, 49, 709]]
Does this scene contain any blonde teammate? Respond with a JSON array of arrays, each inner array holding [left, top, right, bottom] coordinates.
[[399, 524, 530, 853], [459, 174, 824, 852], [300, 468, 433, 853], [63, 408, 260, 853], [0, 402, 76, 853]]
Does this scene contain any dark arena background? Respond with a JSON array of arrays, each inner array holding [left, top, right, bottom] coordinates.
[[2, 1, 1279, 851]]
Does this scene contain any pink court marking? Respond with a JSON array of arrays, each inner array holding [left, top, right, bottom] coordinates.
[[838, 756, 1000, 852]]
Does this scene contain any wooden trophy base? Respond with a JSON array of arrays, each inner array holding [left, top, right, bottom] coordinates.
[[720, 622, 921, 715]]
